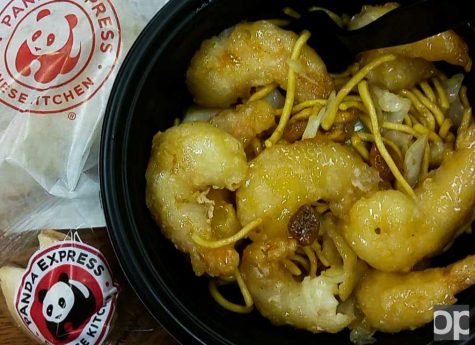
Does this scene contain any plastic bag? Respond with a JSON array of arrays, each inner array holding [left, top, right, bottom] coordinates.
[[0, 0, 169, 233]]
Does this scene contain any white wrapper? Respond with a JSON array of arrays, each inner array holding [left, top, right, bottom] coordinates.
[[0, 0, 169, 232]]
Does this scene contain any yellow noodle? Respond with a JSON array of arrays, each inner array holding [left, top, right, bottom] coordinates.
[[209, 280, 253, 314], [331, 64, 359, 79], [358, 114, 373, 132], [432, 77, 450, 110], [339, 101, 367, 112], [322, 54, 397, 130], [282, 259, 302, 276], [409, 113, 421, 126], [309, 6, 345, 27], [325, 225, 358, 301], [359, 80, 416, 199], [412, 88, 445, 126], [439, 118, 453, 139], [283, 6, 301, 19], [334, 78, 351, 89], [382, 122, 418, 137], [192, 218, 262, 248], [288, 108, 314, 123], [413, 124, 443, 142], [351, 134, 370, 161], [344, 95, 363, 102], [303, 246, 318, 277], [290, 254, 310, 272], [248, 83, 278, 103], [404, 113, 413, 127], [356, 132, 404, 162], [401, 89, 436, 131], [235, 268, 254, 309], [266, 31, 311, 147], [311, 241, 331, 267], [290, 99, 327, 114], [420, 81, 437, 103]]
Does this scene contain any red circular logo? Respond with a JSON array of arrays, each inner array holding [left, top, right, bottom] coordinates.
[[15, 241, 118, 345], [31, 266, 103, 344], [0, 0, 121, 114]]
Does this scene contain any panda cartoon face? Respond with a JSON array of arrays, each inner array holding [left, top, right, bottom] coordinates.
[[14, 8, 81, 84], [38, 272, 96, 340], [26, 9, 77, 56], [40, 279, 75, 323]]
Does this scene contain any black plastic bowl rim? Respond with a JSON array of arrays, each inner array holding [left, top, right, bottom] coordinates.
[[100, 0, 475, 344]]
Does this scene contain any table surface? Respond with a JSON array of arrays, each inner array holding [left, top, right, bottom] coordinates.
[[0, 229, 178, 345]]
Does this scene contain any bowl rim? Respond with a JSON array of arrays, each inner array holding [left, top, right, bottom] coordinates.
[[100, 1, 475, 344], [99, 0, 229, 344]]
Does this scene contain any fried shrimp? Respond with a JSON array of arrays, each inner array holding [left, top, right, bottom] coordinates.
[[145, 122, 248, 277], [348, 3, 471, 91], [187, 20, 334, 108], [237, 140, 380, 241], [352, 3, 471, 72], [210, 100, 276, 148], [356, 255, 475, 332], [362, 31, 472, 72], [240, 238, 354, 333], [343, 125, 475, 272], [359, 32, 471, 91]]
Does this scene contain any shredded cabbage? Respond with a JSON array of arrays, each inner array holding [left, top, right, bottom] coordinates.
[[404, 135, 428, 187], [383, 130, 412, 151], [183, 107, 220, 123], [445, 73, 464, 103], [302, 107, 326, 139], [448, 98, 465, 127], [372, 86, 411, 124], [264, 88, 285, 108], [302, 91, 336, 139]]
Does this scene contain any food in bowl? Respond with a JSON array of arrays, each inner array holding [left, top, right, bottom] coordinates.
[[145, 3, 475, 343]]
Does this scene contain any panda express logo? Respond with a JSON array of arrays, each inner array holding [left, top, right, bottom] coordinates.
[[0, 0, 121, 114], [15, 241, 118, 345]]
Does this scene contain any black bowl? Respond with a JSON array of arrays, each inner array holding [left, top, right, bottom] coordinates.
[[100, 0, 475, 344]]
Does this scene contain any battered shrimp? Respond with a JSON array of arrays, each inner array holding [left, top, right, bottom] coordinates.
[[351, 3, 471, 71], [362, 31, 472, 72], [187, 20, 334, 108], [362, 55, 436, 92], [348, 3, 471, 91], [240, 238, 354, 333], [145, 122, 248, 277], [210, 100, 275, 148], [343, 125, 475, 272], [356, 255, 475, 332], [360, 31, 471, 91], [236, 140, 380, 241]]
